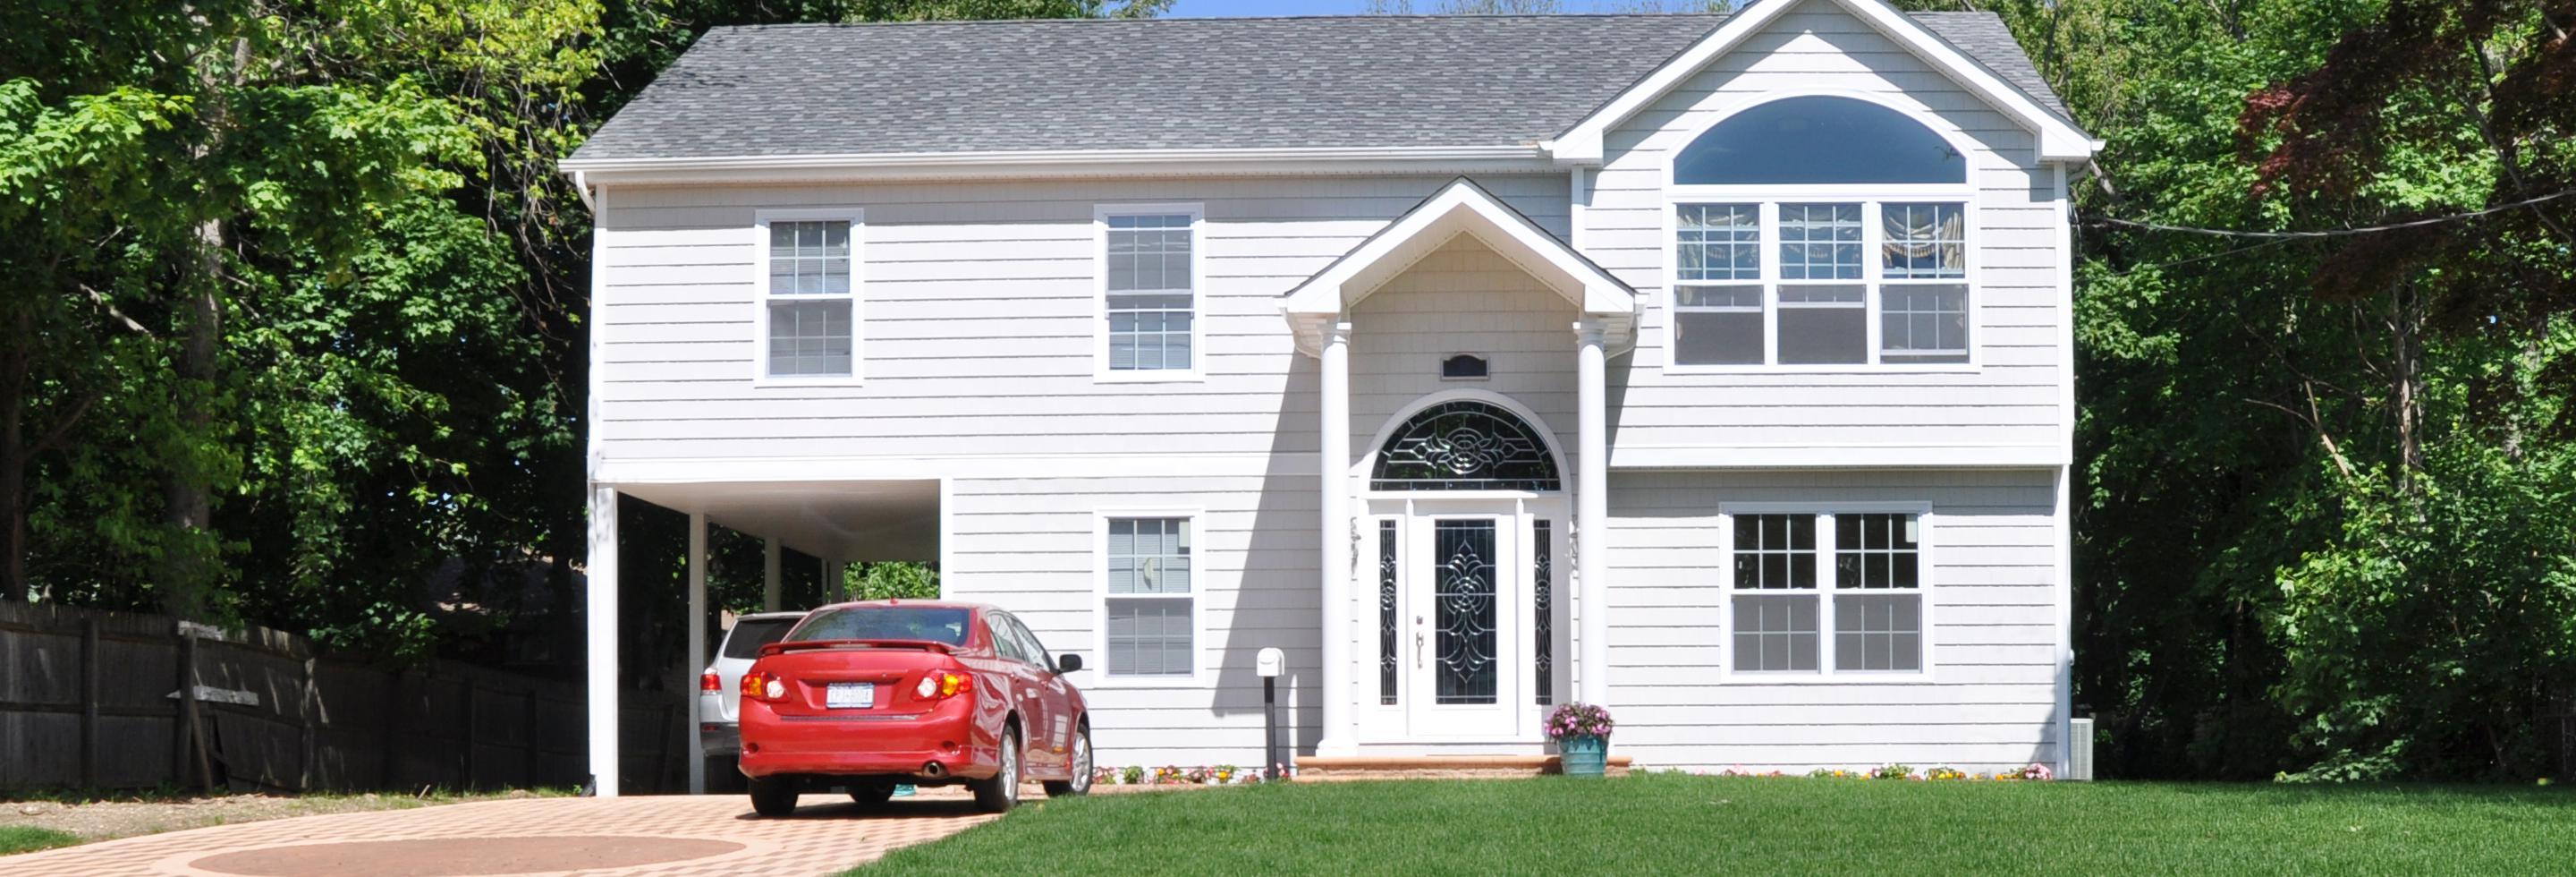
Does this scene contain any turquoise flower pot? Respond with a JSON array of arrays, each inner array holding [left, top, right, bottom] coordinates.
[[1560, 735, 1608, 778]]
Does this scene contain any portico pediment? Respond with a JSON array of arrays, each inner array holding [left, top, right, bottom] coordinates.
[[1281, 178, 1639, 356]]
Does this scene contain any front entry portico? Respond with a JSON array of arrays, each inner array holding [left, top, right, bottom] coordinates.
[[1283, 178, 1638, 755]]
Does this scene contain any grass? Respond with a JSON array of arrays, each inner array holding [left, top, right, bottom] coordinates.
[[0, 826, 81, 856], [857, 774, 2576, 875]]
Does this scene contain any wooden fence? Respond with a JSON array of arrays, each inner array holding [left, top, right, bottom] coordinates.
[[0, 602, 688, 794]]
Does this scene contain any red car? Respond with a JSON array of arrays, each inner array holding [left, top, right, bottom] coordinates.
[[735, 600, 1091, 815]]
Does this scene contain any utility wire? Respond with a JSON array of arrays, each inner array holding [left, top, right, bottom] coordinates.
[[2082, 188, 2576, 239]]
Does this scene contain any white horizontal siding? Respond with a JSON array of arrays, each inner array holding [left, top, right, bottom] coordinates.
[[1347, 234, 1581, 466], [942, 473, 1322, 768], [1588, 2, 2068, 454], [1602, 468, 2063, 772], [593, 175, 1566, 465]]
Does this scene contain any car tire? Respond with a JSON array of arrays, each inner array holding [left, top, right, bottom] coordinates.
[[970, 727, 1021, 813], [848, 780, 895, 808], [748, 776, 799, 817], [1044, 724, 1092, 798]]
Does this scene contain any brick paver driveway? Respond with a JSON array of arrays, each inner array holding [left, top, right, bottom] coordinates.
[[3, 791, 998, 876]]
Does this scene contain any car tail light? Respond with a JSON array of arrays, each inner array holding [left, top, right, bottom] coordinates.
[[699, 670, 720, 693], [913, 670, 971, 702], [741, 671, 784, 702]]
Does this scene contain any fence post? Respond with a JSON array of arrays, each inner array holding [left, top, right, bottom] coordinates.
[[80, 617, 98, 788], [461, 675, 478, 791], [176, 626, 215, 792], [300, 656, 318, 792]]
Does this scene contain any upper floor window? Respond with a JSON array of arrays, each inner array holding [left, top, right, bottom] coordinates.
[[758, 212, 861, 380], [1674, 96, 1965, 186], [1669, 98, 1970, 370], [1100, 208, 1200, 376]]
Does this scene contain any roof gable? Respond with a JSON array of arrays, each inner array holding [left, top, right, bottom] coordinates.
[[1281, 179, 1637, 356], [1548, 0, 2097, 164]]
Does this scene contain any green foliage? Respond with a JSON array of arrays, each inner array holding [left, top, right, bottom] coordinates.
[[849, 561, 940, 600], [0, 825, 81, 855]]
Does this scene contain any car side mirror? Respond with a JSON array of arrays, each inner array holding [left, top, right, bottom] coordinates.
[[1056, 653, 1083, 674]]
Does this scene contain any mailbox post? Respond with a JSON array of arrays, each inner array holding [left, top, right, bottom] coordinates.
[[1256, 646, 1284, 779]]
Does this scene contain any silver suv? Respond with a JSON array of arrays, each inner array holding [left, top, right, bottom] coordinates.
[[699, 611, 808, 760]]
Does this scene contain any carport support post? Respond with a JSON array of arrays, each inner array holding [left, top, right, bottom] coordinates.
[[686, 511, 708, 795], [762, 538, 782, 611], [585, 484, 622, 797]]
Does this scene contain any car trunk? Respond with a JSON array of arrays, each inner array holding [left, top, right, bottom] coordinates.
[[754, 643, 962, 719]]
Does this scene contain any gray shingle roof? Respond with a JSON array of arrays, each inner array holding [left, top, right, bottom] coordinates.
[[572, 13, 2071, 162]]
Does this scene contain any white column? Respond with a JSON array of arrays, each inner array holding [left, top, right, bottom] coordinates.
[[762, 538, 782, 611], [684, 511, 707, 795], [1574, 321, 1611, 707], [584, 484, 621, 797], [1315, 321, 1354, 754]]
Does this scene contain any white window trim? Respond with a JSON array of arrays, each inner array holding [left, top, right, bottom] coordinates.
[[1716, 501, 1938, 684], [1093, 507, 1208, 686], [750, 207, 867, 387], [1656, 90, 1983, 376], [1093, 203, 1208, 383], [1664, 194, 1979, 375]]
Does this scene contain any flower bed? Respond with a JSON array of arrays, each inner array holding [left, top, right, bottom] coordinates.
[[1092, 763, 1290, 787], [1661, 762, 2057, 781]]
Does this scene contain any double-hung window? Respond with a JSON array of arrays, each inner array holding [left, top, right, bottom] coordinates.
[[1099, 207, 1200, 377], [1725, 509, 1929, 677], [1667, 96, 1973, 369], [1103, 516, 1195, 678], [757, 210, 862, 380]]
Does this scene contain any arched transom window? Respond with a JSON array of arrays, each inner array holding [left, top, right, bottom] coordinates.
[[1371, 401, 1560, 491], [1669, 96, 1973, 370]]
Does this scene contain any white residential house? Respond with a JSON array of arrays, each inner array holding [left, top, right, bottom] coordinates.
[[564, 0, 2097, 795]]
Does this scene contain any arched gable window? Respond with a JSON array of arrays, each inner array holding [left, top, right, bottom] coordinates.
[[1371, 401, 1560, 491], [1674, 96, 1964, 186], [1667, 97, 1975, 370]]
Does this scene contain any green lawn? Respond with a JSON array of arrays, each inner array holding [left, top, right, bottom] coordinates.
[[859, 775, 2576, 875], [0, 826, 81, 856]]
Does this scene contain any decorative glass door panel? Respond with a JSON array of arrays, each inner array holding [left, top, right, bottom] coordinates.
[[1431, 521, 1498, 705]]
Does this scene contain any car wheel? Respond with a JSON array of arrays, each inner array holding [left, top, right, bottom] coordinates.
[[1044, 724, 1092, 798], [848, 780, 895, 808], [748, 776, 798, 817], [971, 727, 1021, 813]]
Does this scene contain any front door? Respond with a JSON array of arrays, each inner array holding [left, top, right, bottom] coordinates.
[[1361, 499, 1563, 742], [1407, 514, 1514, 737]]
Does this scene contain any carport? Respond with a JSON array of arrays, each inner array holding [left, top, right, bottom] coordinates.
[[582, 479, 943, 796]]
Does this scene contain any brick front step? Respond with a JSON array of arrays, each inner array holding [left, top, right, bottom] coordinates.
[[1294, 754, 1634, 781]]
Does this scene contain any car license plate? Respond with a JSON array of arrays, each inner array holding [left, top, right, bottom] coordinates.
[[826, 683, 875, 710]]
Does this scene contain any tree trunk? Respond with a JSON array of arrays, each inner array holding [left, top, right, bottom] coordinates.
[[160, 32, 246, 619], [2390, 281, 2425, 498], [1, 307, 27, 602]]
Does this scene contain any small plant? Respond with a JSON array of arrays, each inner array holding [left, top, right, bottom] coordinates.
[[1543, 702, 1614, 741], [1122, 765, 1146, 785], [1926, 766, 1967, 780], [1870, 764, 1917, 779]]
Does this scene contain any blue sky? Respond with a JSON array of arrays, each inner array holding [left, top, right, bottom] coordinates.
[[1163, 1, 1709, 16]]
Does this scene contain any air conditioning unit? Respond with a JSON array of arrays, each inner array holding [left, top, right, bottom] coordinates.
[[2068, 717, 2097, 781]]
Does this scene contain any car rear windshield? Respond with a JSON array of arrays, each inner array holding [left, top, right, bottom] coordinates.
[[788, 606, 971, 646], [720, 617, 801, 660]]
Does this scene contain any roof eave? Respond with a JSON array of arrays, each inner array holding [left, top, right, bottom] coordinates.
[[558, 144, 1560, 185]]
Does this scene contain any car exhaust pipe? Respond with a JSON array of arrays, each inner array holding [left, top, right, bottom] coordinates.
[[920, 761, 946, 779]]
